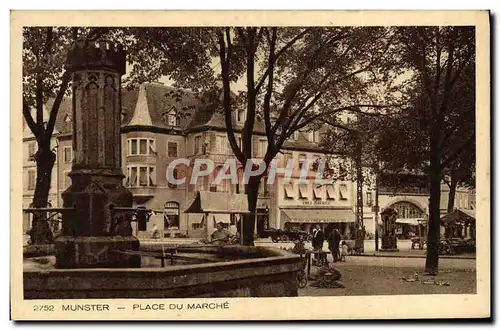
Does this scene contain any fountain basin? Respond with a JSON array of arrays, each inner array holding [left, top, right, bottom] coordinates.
[[24, 245, 303, 299]]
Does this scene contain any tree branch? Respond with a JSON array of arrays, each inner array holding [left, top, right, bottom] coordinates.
[[243, 27, 257, 160], [23, 102, 39, 137], [254, 27, 312, 93], [263, 27, 276, 150], [440, 134, 474, 171], [45, 71, 71, 140], [217, 29, 245, 164]]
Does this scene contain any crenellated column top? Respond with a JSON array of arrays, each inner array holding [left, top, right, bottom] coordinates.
[[66, 39, 126, 75]]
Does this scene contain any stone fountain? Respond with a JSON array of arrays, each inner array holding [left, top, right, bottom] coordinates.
[[23, 40, 302, 299]]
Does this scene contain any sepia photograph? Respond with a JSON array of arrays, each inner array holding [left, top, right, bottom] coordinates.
[[10, 10, 490, 320]]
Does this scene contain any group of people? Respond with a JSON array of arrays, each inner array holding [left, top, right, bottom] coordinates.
[[311, 224, 349, 263]]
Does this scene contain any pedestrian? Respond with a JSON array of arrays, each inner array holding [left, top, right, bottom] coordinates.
[[328, 227, 341, 262], [340, 241, 349, 262], [312, 224, 324, 260], [211, 222, 234, 245], [151, 223, 160, 239]]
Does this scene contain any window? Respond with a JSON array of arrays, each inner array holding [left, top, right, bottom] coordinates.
[[130, 139, 138, 155], [194, 136, 201, 155], [258, 140, 267, 157], [164, 202, 180, 229], [63, 146, 72, 163], [326, 185, 335, 200], [128, 138, 156, 156], [210, 185, 217, 192], [293, 131, 299, 140], [28, 142, 36, 161], [127, 165, 155, 187], [366, 191, 373, 206], [298, 185, 308, 199], [339, 184, 348, 200], [139, 139, 148, 155], [167, 142, 178, 158], [299, 154, 307, 171], [391, 202, 423, 219], [27, 170, 35, 190], [216, 135, 226, 154], [284, 184, 294, 199], [237, 109, 245, 122], [167, 111, 178, 126], [283, 152, 292, 167], [312, 131, 320, 143]]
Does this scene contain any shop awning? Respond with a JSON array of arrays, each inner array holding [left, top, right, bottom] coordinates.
[[441, 209, 475, 225], [281, 208, 355, 223], [396, 218, 426, 225], [185, 191, 250, 214]]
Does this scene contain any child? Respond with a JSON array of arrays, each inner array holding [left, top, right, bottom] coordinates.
[[341, 241, 349, 262]]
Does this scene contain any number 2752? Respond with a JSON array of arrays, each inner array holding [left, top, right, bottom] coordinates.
[[33, 305, 54, 312]]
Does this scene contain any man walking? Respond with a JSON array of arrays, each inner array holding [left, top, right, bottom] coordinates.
[[312, 224, 324, 260], [328, 228, 341, 262]]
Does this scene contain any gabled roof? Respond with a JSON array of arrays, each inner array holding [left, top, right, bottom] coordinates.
[[26, 82, 325, 153]]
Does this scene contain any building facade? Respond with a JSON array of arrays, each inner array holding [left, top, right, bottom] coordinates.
[[22, 82, 475, 240]]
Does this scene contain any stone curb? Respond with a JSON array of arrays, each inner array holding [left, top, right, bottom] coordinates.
[[357, 253, 476, 260]]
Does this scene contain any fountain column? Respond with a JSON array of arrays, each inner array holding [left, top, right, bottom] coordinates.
[[55, 40, 140, 268]]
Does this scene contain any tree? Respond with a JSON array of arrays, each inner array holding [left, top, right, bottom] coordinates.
[[127, 27, 397, 245], [394, 26, 475, 274], [22, 27, 110, 244]]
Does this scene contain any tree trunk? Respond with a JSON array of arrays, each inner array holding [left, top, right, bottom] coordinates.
[[425, 134, 442, 275], [243, 176, 261, 246], [447, 172, 458, 213], [30, 146, 56, 245]]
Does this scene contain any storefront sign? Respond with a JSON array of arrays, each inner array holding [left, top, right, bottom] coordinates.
[[302, 200, 333, 206]]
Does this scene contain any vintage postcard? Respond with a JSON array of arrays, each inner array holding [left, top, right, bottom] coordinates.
[[10, 10, 490, 320]]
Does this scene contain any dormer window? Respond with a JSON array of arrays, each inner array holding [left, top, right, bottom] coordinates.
[[163, 109, 179, 126], [64, 114, 72, 123]]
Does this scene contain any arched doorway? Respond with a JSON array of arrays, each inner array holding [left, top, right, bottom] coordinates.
[[389, 201, 425, 239]]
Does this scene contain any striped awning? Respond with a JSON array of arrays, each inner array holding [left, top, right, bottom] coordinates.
[[281, 208, 355, 223], [185, 191, 250, 214]]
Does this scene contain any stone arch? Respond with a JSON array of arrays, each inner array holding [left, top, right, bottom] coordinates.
[[389, 201, 425, 219], [384, 196, 427, 214]]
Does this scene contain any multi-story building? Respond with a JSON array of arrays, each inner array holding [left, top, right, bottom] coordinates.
[[22, 81, 475, 240]]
